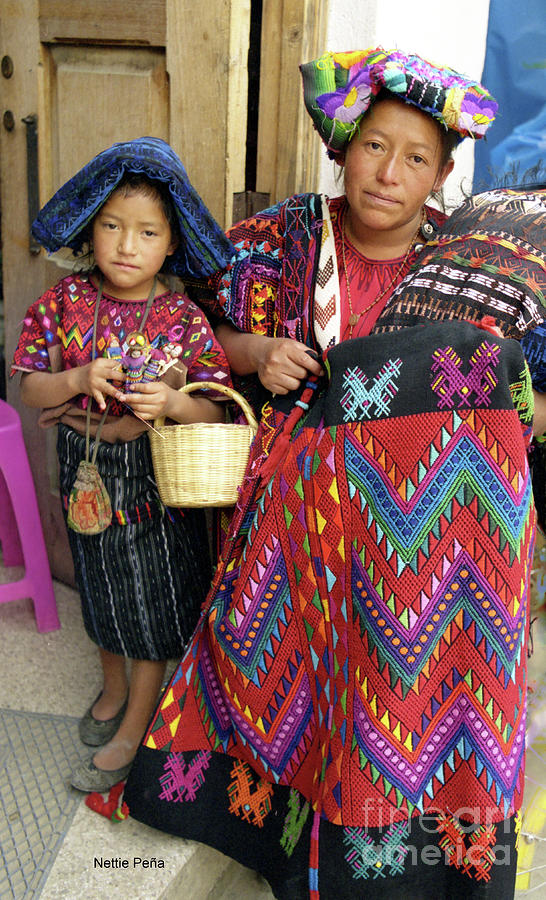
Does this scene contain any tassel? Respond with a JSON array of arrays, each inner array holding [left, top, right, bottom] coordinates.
[[467, 315, 504, 337], [85, 780, 129, 822], [259, 379, 319, 487]]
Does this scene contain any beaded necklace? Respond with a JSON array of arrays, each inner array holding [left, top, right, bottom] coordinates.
[[341, 207, 428, 337]]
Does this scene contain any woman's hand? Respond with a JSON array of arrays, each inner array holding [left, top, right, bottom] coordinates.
[[215, 323, 323, 394], [255, 337, 323, 394]]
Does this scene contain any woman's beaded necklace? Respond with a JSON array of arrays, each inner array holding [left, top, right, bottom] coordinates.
[[341, 206, 426, 337]]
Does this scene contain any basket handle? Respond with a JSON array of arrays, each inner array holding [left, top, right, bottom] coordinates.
[[154, 381, 259, 431]]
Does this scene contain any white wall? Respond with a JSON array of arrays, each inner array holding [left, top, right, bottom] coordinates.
[[317, 0, 491, 210]]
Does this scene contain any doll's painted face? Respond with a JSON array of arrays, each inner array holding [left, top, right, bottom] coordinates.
[[92, 188, 177, 301]]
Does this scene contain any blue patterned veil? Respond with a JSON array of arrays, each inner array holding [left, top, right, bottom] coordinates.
[[32, 137, 235, 279]]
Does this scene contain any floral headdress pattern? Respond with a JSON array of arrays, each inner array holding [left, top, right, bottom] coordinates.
[[300, 48, 498, 160]]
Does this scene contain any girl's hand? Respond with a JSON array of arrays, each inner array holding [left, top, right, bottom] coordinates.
[[76, 357, 125, 410], [116, 380, 172, 420], [256, 338, 323, 394], [116, 381, 225, 424]]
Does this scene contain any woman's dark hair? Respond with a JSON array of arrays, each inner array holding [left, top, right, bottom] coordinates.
[[437, 127, 460, 168]]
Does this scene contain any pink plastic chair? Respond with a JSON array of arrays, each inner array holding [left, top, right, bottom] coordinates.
[[0, 399, 60, 631]]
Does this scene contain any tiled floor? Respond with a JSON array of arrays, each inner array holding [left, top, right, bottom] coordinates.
[[1, 556, 545, 898], [0, 572, 205, 899]]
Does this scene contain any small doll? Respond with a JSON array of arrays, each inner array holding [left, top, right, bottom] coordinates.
[[162, 342, 183, 366], [121, 332, 150, 389], [141, 347, 168, 382], [105, 334, 122, 361], [105, 335, 124, 387]]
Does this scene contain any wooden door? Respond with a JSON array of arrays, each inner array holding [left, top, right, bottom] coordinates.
[[0, 0, 249, 582], [256, 0, 327, 206]]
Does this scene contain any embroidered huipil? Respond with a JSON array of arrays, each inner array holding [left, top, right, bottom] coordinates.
[[125, 189, 544, 898], [11, 273, 231, 415]]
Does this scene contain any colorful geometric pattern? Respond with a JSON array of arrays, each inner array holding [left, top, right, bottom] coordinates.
[[376, 187, 546, 341], [436, 814, 497, 881], [430, 341, 500, 408], [300, 48, 497, 160], [375, 183, 546, 533], [343, 821, 410, 879], [125, 187, 540, 894], [212, 194, 322, 349], [227, 760, 274, 827], [209, 193, 445, 409], [281, 789, 310, 857], [159, 750, 211, 803], [142, 322, 534, 847], [11, 274, 231, 415], [341, 358, 402, 419]]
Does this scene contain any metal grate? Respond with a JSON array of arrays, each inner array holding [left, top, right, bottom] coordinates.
[[0, 708, 88, 899]]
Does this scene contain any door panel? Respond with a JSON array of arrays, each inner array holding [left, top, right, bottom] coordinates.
[[38, 0, 166, 45], [2, 0, 319, 583], [256, 0, 327, 205], [43, 44, 169, 196]]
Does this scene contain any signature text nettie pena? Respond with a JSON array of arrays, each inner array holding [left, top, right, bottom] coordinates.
[[94, 857, 165, 869]]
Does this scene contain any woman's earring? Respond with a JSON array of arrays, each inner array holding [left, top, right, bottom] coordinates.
[[421, 221, 434, 239]]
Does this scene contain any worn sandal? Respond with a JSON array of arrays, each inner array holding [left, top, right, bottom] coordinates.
[[78, 693, 128, 746], [70, 756, 133, 793]]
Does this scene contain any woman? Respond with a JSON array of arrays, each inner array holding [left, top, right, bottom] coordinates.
[[212, 49, 461, 394], [125, 49, 545, 898]]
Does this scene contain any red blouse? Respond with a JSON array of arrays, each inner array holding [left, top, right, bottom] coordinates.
[[11, 273, 231, 416], [328, 195, 447, 340]]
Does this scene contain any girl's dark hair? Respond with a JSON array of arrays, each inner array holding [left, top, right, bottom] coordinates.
[[75, 173, 181, 276], [114, 173, 180, 241]]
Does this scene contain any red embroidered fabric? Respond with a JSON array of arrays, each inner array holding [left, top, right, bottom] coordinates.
[[11, 273, 231, 415]]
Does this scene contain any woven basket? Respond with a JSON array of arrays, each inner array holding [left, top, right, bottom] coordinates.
[[149, 381, 258, 507]]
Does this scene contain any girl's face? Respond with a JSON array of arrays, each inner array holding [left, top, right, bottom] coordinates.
[[92, 189, 177, 300], [341, 98, 454, 244]]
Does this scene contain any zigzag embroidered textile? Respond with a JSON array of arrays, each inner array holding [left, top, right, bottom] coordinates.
[[211, 193, 323, 345], [10, 274, 230, 415], [136, 322, 534, 834]]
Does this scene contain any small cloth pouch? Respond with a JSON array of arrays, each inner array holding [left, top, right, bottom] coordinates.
[[67, 442, 112, 534]]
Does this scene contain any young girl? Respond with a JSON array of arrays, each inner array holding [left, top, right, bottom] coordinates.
[[11, 137, 234, 792]]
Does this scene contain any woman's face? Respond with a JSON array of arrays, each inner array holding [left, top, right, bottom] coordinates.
[[342, 99, 454, 239]]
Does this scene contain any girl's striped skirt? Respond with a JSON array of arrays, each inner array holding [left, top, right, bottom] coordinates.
[[57, 424, 211, 660]]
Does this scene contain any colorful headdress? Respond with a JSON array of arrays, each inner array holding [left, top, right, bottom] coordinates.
[[32, 137, 235, 278], [300, 48, 498, 160]]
